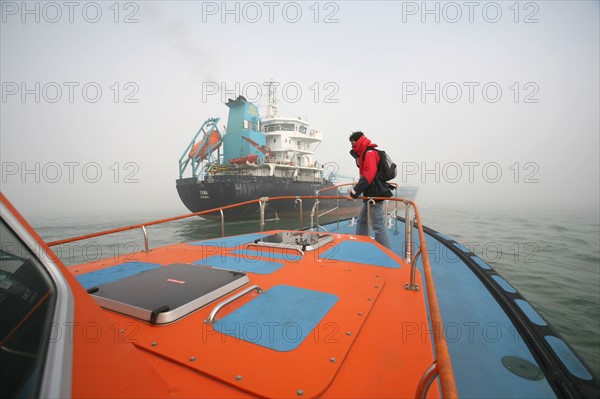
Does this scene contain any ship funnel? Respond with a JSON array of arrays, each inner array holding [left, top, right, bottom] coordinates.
[[223, 96, 265, 164]]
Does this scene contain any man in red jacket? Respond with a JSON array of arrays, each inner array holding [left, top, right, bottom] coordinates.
[[345, 131, 392, 249]]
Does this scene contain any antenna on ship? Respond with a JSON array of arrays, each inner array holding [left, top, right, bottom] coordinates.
[[265, 80, 278, 118]]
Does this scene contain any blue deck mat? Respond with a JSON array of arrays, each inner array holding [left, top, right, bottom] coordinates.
[[213, 285, 338, 351], [187, 233, 268, 249], [75, 262, 162, 289], [319, 219, 556, 398], [319, 240, 400, 268], [196, 255, 284, 275]]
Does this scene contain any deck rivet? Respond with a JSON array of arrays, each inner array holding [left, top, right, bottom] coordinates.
[[151, 342, 157, 346], [358, 312, 363, 316], [189, 356, 196, 362], [346, 331, 352, 336], [374, 285, 379, 288], [297, 390, 304, 396], [330, 357, 336, 363], [235, 375, 243, 381], [367, 297, 372, 301], [120, 329, 125, 334]]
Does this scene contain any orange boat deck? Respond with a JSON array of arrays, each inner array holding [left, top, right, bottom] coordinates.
[[67, 231, 438, 398]]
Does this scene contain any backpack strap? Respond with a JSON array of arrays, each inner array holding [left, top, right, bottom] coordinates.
[[361, 148, 379, 170]]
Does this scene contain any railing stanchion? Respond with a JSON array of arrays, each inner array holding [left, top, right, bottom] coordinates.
[[336, 187, 340, 229], [259, 197, 268, 232], [310, 200, 319, 232], [404, 200, 413, 262], [316, 191, 320, 229], [295, 197, 303, 230], [141, 225, 149, 252], [406, 246, 421, 291], [394, 186, 399, 234], [220, 209, 225, 237]]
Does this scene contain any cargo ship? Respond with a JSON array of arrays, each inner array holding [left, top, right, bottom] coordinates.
[[176, 86, 355, 219], [176, 84, 420, 220]]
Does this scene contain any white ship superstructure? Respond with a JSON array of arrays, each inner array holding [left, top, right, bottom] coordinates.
[[260, 82, 323, 168]]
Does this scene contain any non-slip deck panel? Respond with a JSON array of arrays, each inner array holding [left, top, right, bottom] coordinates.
[[213, 285, 338, 351], [418, 231, 557, 398], [319, 240, 400, 268], [321, 219, 558, 398], [75, 261, 162, 289]]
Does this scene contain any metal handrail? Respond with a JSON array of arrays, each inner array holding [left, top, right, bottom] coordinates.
[[415, 362, 439, 399], [315, 182, 356, 194], [411, 200, 458, 398], [316, 182, 355, 230], [318, 207, 337, 218], [204, 285, 263, 324], [44, 194, 458, 397]]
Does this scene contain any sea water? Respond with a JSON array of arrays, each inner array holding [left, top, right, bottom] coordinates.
[[30, 206, 600, 377]]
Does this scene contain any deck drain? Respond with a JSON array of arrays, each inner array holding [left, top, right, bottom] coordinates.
[[501, 356, 543, 380]]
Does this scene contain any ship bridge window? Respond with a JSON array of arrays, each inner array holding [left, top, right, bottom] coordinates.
[[264, 123, 295, 132], [299, 126, 307, 134]]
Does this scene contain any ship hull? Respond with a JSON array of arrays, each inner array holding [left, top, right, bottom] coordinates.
[[176, 175, 358, 220]]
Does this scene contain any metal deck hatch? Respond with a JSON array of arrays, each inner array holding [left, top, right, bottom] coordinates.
[[90, 263, 248, 324], [252, 231, 334, 252]]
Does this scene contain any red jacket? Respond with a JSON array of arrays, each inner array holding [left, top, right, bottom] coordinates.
[[350, 135, 381, 198]]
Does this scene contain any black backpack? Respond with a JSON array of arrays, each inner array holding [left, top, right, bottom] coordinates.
[[363, 149, 397, 181]]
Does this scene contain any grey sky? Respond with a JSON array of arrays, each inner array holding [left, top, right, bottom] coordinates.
[[1, 1, 598, 218]]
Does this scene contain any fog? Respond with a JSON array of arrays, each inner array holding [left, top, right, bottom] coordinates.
[[1, 1, 598, 219]]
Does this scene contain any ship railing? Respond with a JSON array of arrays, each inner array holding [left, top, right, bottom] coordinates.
[[46, 195, 457, 399], [315, 183, 354, 230], [315, 182, 400, 232]]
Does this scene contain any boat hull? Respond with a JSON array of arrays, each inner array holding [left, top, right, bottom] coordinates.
[[176, 176, 358, 220]]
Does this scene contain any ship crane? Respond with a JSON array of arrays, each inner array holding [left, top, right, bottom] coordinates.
[[241, 136, 272, 162]]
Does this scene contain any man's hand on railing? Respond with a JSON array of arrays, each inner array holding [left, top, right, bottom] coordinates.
[[345, 193, 354, 201]]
